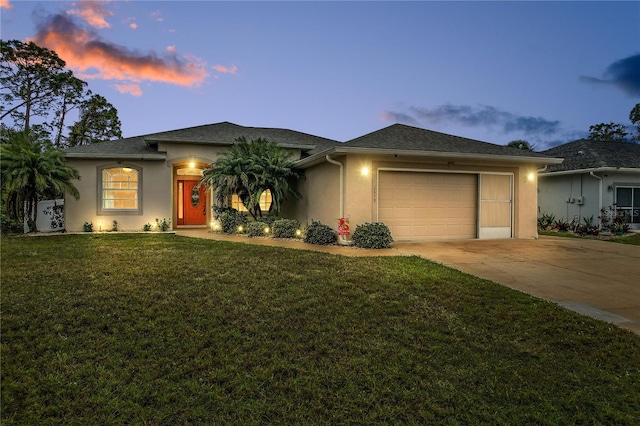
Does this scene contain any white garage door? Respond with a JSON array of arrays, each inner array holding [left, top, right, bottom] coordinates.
[[378, 171, 478, 240]]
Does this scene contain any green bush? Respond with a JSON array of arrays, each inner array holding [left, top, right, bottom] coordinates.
[[143, 223, 152, 232], [261, 215, 277, 227], [1, 210, 22, 234], [83, 221, 93, 232], [219, 209, 248, 234], [352, 222, 394, 249], [247, 221, 268, 237], [272, 218, 300, 238], [538, 213, 555, 230], [303, 220, 337, 245]]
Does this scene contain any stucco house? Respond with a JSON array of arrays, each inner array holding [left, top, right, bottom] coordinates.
[[538, 139, 640, 230], [63, 122, 561, 240]]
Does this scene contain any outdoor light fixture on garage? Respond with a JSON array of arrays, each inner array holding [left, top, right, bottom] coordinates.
[[361, 166, 369, 177]]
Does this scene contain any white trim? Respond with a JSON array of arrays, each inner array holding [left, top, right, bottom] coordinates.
[[295, 146, 562, 168], [539, 167, 640, 177], [65, 153, 166, 160]]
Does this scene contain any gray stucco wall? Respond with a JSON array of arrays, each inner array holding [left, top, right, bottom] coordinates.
[[538, 171, 640, 228]]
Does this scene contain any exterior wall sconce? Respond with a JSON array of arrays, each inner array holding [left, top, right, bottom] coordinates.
[[361, 166, 369, 177], [607, 184, 614, 191], [526, 172, 535, 182]]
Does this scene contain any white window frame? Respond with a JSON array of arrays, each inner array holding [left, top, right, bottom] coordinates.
[[98, 165, 143, 215]]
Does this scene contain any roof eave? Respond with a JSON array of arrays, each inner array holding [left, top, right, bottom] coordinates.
[[64, 153, 167, 160], [294, 146, 562, 168], [539, 167, 640, 176]]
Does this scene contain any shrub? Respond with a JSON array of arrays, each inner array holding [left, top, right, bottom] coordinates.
[[218, 209, 248, 234], [156, 218, 171, 232], [1, 210, 22, 234], [553, 219, 570, 232], [272, 218, 300, 238], [303, 220, 337, 245], [247, 221, 268, 237], [83, 221, 93, 232], [352, 222, 394, 249], [112, 220, 118, 232], [261, 215, 277, 227], [143, 223, 152, 231], [538, 213, 555, 230]]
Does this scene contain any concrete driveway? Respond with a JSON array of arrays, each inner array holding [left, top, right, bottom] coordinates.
[[394, 236, 640, 334]]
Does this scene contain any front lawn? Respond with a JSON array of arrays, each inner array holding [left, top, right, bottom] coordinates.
[[2, 234, 639, 424], [539, 230, 640, 245]]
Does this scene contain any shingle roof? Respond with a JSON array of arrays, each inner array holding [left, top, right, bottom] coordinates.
[[143, 121, 340, 155], [64, 136, 165, 159], [343, 123, 553, 158], [540, 139, 640, 173], [63, 122, 340, 159]]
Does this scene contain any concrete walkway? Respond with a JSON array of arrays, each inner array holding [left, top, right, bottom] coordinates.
[[177, 230, 640, 334]]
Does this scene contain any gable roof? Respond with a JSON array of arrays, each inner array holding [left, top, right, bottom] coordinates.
[[344, 124, 554, 158], [64, 122, 340, 159], [295, 123, 562, 168], [539, 139, 640, 173], [143, 122, 339, 154]]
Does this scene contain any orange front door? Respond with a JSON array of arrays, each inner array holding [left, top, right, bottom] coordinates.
[[178, 180, 207, 225]]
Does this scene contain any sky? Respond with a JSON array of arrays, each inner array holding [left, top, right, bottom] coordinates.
[[1, 0, 639, 150]]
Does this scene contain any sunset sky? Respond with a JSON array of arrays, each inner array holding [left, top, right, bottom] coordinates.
[[2, 1, 639, 149]]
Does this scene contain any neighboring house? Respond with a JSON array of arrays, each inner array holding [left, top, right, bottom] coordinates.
[[63, 122, 561, 240], [538, 139, 640, 229]]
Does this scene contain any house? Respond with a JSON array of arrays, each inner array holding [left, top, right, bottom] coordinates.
[[538, 139, 640, 230], [63, 122, 561, 240]]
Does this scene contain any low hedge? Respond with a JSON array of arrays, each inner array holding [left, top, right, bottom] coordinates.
[[352, 222, 394, 249], [272, 219, 301, 239], [246, 221, 268, 237], [303, 221, 337, 245]]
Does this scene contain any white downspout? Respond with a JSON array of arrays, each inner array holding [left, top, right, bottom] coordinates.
[[326, 154, 344, 219], [590, 172, 603, 228]]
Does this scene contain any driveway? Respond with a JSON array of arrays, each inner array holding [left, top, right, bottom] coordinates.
[[394, 236, 640, 334], [178, 230, 640, 334]]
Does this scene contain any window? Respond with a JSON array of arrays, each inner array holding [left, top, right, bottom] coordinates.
[[230, 190, 272, 212], [616, 187, 640, 225], [99, 166, 141, 213]]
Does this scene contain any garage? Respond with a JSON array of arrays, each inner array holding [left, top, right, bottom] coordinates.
[[378, 171, 478, 240], [377, 171, 512, 241]]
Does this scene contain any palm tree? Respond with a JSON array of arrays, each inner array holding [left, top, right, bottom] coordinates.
[[0, 132, 80, 232], [200, 137, 301, 220]]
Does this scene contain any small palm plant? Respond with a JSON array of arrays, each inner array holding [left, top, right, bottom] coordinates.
[[0, 131, 80, 232], [200, 137, 302, 220]]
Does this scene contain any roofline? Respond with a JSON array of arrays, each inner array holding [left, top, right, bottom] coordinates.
[[539, 167, 640, 176], [294, 146, 563, 168], [64, 153, 167, 160], [144, 138, 317, 151]]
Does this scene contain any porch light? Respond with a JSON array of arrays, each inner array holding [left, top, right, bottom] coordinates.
[[527, 172, 535, 182], [361, 166, 369, 177], [189, 161, 196, 169]]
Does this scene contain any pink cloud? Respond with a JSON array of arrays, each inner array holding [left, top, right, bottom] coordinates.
[[129, 22, 138, 30], [67, 0, 113, 29], [167, 45, 176, 53], [213, 64, 238, 75], [114, 84, 142, 97], [29, 14, 209, 88], [0, 0, 13, 10]]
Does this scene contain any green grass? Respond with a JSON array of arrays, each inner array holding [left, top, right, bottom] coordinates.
[[2, 234, 639, 424]]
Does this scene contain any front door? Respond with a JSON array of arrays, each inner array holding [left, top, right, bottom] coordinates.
[[177, 180, 206, 225]]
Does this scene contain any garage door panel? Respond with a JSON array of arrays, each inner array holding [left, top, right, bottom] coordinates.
[[379, 171, 479, 240]]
